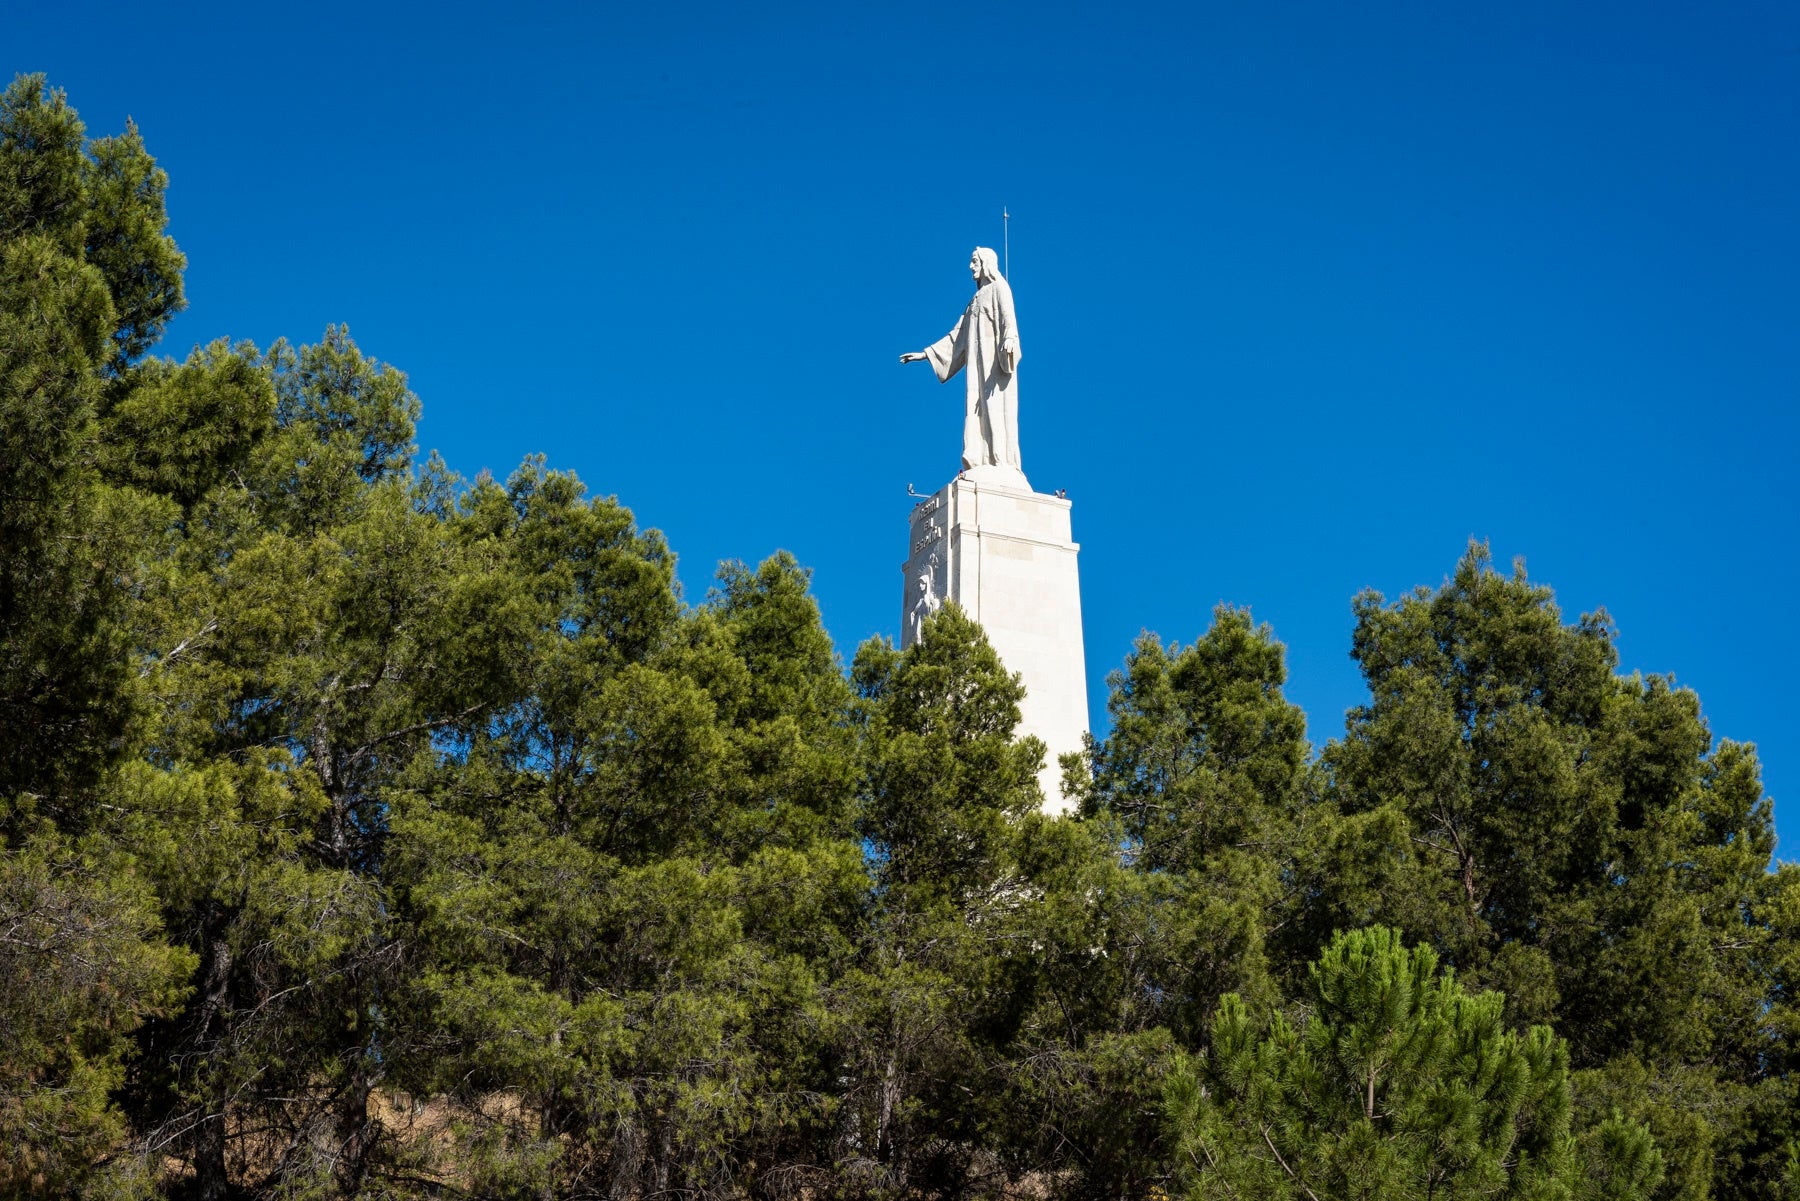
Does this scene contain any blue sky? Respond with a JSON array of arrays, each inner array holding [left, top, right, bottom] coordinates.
[[16, 1, 1798, 846]]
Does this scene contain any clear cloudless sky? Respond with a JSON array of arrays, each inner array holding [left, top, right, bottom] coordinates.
[[14, 1, 1799, 848]]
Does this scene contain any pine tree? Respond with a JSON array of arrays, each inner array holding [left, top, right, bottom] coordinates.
[[837, 604, 1043, 1196], [983, 606, 1314, 1197], [1166, 926, 1662, 1201], [1303, 542, 1793, 1200], [0, 74, 193, 1197]]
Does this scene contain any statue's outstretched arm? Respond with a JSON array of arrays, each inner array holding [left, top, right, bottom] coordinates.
[[902, 315, 968, 379]]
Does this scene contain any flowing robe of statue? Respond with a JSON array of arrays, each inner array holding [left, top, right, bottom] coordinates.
[[925, 264, 1022, 473]]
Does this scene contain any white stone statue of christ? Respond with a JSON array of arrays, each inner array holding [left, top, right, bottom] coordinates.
[[899, 247, 1023, 476]]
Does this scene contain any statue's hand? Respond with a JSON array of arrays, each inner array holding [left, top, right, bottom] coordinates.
[[899, 351, 928, 364]]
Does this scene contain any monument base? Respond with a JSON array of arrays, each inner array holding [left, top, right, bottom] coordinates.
[[902, 472, 1088, 813]]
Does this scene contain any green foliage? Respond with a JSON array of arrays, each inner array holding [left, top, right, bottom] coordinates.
[[1, 74, 1795, 1201], [0, 832, 193, 1196], [0, 75, 183, 370], [1166, 926, 1655, 1201], [1076, 606, 1309, 876], [812, 608, 1039, 1196], [1071, 606, 1309, 1035], [854, 602, 1042, 897], [81, 119, 185, 366], [0, 76, 198, 1193], [1294, 542, 1793, 1201], [1570, 1058, 1731, 1201], [100, 340, 274, 509], [0, 76, 88, 253], [0, 227, 131, 805]]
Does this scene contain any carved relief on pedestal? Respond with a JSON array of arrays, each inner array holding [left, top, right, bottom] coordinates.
[[906, 496, 948, 647], [908, 552, 943, 646]]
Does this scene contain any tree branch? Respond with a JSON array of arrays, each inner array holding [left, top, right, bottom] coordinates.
[[1260, 1124, 1322, 1201]]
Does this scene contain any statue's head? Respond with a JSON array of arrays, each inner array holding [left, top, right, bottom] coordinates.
[[969, 246, 1001, 285]]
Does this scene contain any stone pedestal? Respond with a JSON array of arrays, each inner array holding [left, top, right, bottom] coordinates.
[[901, 467, 1088, 813]]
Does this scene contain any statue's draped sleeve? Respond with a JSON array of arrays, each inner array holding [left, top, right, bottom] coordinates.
[[997, 278, 1020, 374], [925, 313, 968, 384]]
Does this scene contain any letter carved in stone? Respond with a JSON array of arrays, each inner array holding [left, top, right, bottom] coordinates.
[[911, 516, 943, 557]]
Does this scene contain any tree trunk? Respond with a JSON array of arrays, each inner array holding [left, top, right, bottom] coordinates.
[[194, 1109, 230, 1201], [653, 1113, 674, 1197], [609, 1112, 643, 1201], [193, 913, 233, 1201], [333, 1056, 375, 1195]]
